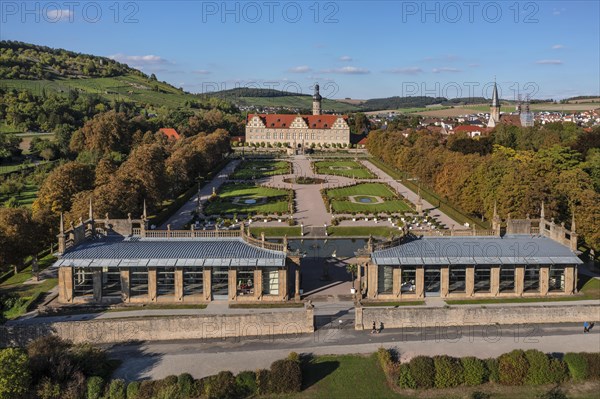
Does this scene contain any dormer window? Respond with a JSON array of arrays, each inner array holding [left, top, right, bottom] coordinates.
[[282, 123, 286, 127], [324, 124, 328, 127], [271, 123, 275, 127], [312, 123, 316, 127]]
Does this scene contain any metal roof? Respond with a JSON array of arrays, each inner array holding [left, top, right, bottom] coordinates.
[[54, 237, 286, 268], [372, 235, 582, 266]]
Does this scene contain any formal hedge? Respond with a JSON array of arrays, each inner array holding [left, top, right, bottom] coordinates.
[[461, 357, 487, 386], [498, 350, 529, 385], [408, 356, 435, 389], [268, 359, 302, 394], [433, 355, 464, 388], [563, 352, 589, 381]]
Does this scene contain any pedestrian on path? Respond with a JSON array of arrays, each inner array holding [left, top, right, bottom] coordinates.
[[583, 321, 590, 333], [371, 321, 377, 334]]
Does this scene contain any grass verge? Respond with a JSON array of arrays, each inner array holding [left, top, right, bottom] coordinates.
[[362, 301, 425, 307], [250, 226, 302, 237], [327, 226, 402, 238], [229, 302, 305, 309]]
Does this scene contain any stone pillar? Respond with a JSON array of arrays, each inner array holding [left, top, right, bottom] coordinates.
[[564, 266, 575, 294], [574, 266, 578, 293], [440, 266, 449, 298], [465, 266, 475, 297], [295, 267, 301, 301], [354, 303, 364, 330], [540, 266, 549, 296], [203, 269, 212, 301], [490, 266, 500, 296], [415, 266, 424, 298], [255, 269, 263, 300], [120, 269, 130, 303], [58, 267, 73, 303], [93, 270, 102, 302], [229, 269, 237, 301], [515, 266, 524, 296], [279, 268, 288, 300], [175, 267, 184, 301], [148, 268, 157, 302], [392, 267, 401, 297], [367, 263, 378, 299], [356, 263, 362, 298]]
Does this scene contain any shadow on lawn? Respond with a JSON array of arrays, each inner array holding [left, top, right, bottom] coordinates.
[[300, 354, 340, 390]]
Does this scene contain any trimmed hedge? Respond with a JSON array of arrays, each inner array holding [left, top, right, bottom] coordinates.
[[485, 358, 499, 383], [177, 373, 194, 398], [397, 364, 417, 389], [563, 352, 588, 381], [108, 379, 126, 399], [433, 355, 464, 388], [582, 353, 600, 380], [461, 357, 487, 386], [235, 371, 257, 397], [255, 369, 270, 395], [408, 356, 435, 389], [204, 371, 237, 399], [268, 359, 302, 394], [86, 376, 105, 399], [498, 350, 529, 386], [126, 381, 140, 399]]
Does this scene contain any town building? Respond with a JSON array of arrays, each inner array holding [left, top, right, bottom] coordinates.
[[357, 205, 582, 301], [245, 84, 351, 148]]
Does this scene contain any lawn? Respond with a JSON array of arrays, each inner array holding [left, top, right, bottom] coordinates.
[[325, 183, 412, 214], [314, 160, 375, 179], [250, 226, 302, 237], [0, 182, 39, 207], [205, 183, 291, 216], [231, 160, 290, 180], [362, 301, 425, 307], [326, 226, 402, 238]]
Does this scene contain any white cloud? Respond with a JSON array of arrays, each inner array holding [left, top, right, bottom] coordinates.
[[552, 8, 565, 15], [321, 66, 370, 75], [432, 67, 461, 73], [552, 44, 565, 49], [288, 66, 312, 73], [535, 59, 563, 65], [339, 55, 353, 62], [193, 70, 211, 75], [384, 67, 423, 75], [46, 9, 72, 21], [469, 63, 480, 68]]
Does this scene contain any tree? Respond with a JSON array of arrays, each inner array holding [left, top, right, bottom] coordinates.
[[69, 110, 131, 155], [0, 208, 40, 274], [0, 348, 31, 399]]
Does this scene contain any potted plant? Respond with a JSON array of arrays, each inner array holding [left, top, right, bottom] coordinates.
[[346, 263, 358, 294]]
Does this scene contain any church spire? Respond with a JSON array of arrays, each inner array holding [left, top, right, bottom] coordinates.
[[491, 80, 499, 108], [312, 83, 322, 115], [487, 79, 501, 128]]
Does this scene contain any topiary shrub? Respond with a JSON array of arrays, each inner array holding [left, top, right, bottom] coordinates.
[[126, 381, 140, 399], [377, 347, 394, 375], [204, 371, 237, 399], [547, 358, 568, 384], [408, 356, 435, 389], [485, 358, 499, 383], [108, 379, 126, 399], [498, 350, 529, 385], [287, 352, 300, 363], [461, 357, 486, 386], [397, 363, 416, 389], [86, 376, 105, 399], [255, 369, 270, 395], [582, 353, 600, 380], [268, 359, 302, 393], [433, 355, 464, 388], [177, 373, 194, 398], [153, 385, 180, 399], [137, 380, 155, 399], [235, 371, 257, 397], [524, 350, 552, 385], [563, 352, 588, 381]]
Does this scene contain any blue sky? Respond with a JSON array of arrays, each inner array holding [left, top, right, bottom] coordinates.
[[2, 0, 599, 99]]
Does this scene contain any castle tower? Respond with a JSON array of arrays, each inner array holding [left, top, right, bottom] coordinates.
[[312, 83, 322, 116], [487, 80, 501, 128]]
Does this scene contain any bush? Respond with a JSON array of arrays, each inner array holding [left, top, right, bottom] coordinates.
[[255, 369, 270, 395], [269, 359, 302, 393], [108, 379, 127, 399], [287, 352, 300, 363], [547, 358, 568, 384], [461, 357, 486, 386], [563, 352, 588, 381], [235, 371, 257, 396], [62, 371, 86, 399], [153, 385, 180, 399], [408, 356, 435, 388], [433, 355, 464, 388], [71, 343, 111, 380], [36, 377, 61, 399], [177, 373, 194, 398], [397, 363, 416, 389], [204, 371, 237, 399], [126, 381, 140, 399], [485, 358, 499, 383], [582, 353, 600, 380], [377, 347, 394, 375], [137, 380, 156, 399], [525, 350, 553, 385], [86, 376, 105, 399], [537, 387, 568, 399], [0, 348, 31, 399], [27, 335, 74, 384], [498, 350, 529, 385]]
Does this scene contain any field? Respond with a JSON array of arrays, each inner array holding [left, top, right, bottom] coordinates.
[[325, 183, 412, 214], [313, 160, 375, 179], [0, 74, 203, 109], [231, 160, 290, 180], [204, 183, 291, 215], [0, 182, 39, 207], [224, 96, 359, 113]]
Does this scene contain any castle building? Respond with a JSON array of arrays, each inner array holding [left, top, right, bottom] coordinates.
[[245, 84, 350, 148]]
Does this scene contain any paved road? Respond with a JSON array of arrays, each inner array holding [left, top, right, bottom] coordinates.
[[160, 159, 241, 229], [361, 159, 469, 229], [108, 322, 600, 381]]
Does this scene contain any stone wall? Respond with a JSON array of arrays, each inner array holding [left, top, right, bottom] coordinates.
[[0, 309, 314, 347], [355, 304, 600, 330]]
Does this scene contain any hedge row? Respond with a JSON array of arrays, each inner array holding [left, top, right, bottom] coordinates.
[[383, 349, 600, 390]]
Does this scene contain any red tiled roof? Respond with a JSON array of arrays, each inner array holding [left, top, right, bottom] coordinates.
[[159, 128, 180, 140], [358, 137, 369, 145], [454, 125, 483, 133], [248, 114, 347, 129], [499, 115, 522, 127], [230, 136, 245, 142]]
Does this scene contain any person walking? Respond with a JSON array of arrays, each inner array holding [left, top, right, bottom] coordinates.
[[583, 321, 590, 333], [371, 321, 377, 334]]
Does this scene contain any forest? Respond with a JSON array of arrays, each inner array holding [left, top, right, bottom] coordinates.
[[367, 123, 600, 251]]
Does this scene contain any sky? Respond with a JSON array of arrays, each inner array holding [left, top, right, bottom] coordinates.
[[2, 0, 599, 100]]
